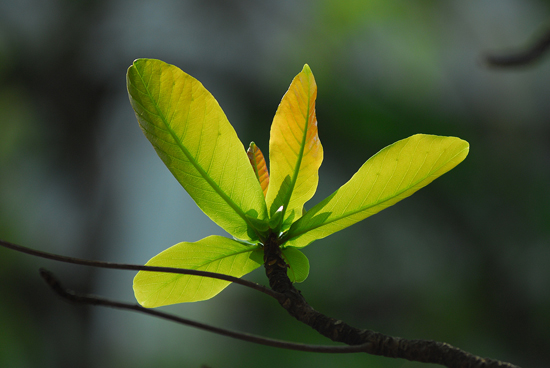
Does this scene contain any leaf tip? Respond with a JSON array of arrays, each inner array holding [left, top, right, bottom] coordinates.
[[302, 64, 312, 74], [462, 138, 470, 151], [130, 58, 147, 68], [453, 137, 470, 162]]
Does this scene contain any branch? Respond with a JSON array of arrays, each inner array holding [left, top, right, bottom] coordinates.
[[0, 238, 281, 300], [485, 25, 550, 67], [263, 235, 521, 368], [1, 237, 522, 367], [38, 268, 369, 354]]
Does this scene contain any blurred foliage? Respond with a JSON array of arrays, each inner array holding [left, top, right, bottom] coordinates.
[[1, 0, 549, 367]]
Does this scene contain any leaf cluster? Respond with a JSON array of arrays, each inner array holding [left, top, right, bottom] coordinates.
[[127, 59, 469, 307]]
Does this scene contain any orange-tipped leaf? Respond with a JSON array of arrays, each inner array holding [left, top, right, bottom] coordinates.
[[247, 142, 269, 197], [265, 64, 323, 230]]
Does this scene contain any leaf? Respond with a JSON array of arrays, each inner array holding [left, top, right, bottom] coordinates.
[[133, 236, 263, 307], [281, 247, 310, 283], [284, 134, 469, 248], [265, 64, 323, 230], [127, 59, 267, 241], [246, 142, 269, 197]]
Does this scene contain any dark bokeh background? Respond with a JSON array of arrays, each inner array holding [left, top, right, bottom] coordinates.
[[1, 1, 549, 367]]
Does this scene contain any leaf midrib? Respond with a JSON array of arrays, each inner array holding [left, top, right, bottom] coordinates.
[[157, 245, 261, 276], [132, 63, 260, 238], [280, 74, 312, 222], [150, 245, 261, 305], [139, 245, 262, 300], [285, 146, 468, 242]]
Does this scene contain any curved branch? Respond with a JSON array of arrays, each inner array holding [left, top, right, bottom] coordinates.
[[0, 239, 281, 300], [485, 26, 550, 67], [263, 234, 521, 368], [39, 268, 368, 354], [1, 237, 522, 367]]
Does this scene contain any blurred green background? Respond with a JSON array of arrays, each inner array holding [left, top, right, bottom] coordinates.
[[1, 1, 549, 367]]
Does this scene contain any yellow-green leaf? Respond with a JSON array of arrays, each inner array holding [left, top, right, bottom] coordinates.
[[133, 236, 263, 307], [127, 59, 267, 241], [285, 134, 469, 248], [246, 142, 269, 197], [281, 247, 309, 283], [265, 64, 323, 230]]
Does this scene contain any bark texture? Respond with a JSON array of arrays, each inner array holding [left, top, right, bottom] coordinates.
[[263, 233, 520, 368]]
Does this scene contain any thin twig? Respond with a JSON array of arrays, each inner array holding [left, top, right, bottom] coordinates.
[[485, 26, 550, 67], [38, 268, 369, 354], [1, 238, 522, 367], [0, 239, 281, 300]]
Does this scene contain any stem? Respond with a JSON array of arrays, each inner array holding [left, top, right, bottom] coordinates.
[[485, 26, 550, 67], [39, 268, 368, 354], [263, 233, 521, 368], [1, 237, 522, 367], [0, 238, 281, 300]]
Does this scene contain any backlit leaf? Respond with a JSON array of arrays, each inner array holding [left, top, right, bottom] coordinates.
[[265, 64, 323, 230], [246, 142, 269, 197], [281, 247, 309, 283], [133, 236, 263, 307], [284, 134, 469, 248], [127, 59, 267, 241]]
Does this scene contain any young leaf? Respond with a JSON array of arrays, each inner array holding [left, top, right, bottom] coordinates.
[[265, 64, 323, 230], [246, 142, 269, 197], [127, 59, 267, 241], [281, 247, 310, 283], [133, 236, 263, 307], [284, 134, 469, 248]]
